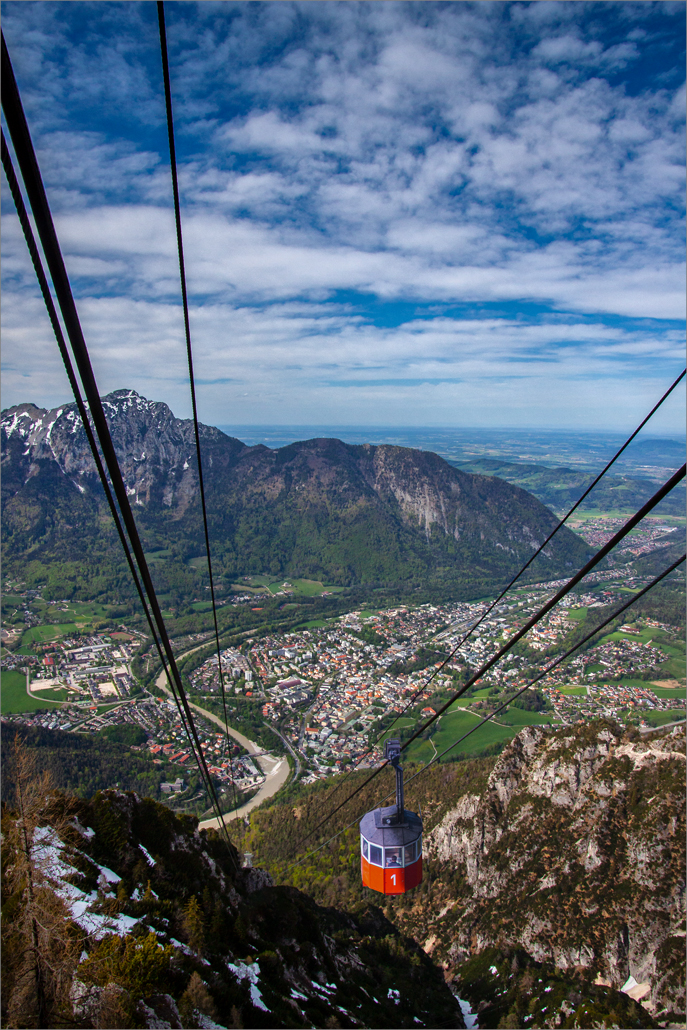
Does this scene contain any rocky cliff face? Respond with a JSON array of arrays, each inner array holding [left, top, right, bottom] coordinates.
[[1, 390, 590, 587], [1, 391, 237, 516], [401, 723, 685, 1023]]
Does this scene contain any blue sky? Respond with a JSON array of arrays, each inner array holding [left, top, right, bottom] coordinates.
[[1, 1, 685, 432]]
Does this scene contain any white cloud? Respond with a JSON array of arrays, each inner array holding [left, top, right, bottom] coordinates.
[[1, 0, 683, 430], [3, 282, 682, 431]]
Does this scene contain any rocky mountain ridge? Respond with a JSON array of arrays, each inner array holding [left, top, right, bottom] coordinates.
[[402, 722, 686, 1024], [1, 779, 465, 1029], [1, 390, 591, 590]]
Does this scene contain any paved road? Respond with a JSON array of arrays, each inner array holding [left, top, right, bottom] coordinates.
[[154, 660, 292, 827]]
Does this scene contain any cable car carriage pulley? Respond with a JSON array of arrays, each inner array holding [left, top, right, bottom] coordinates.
[[359, 739, 422, 895]]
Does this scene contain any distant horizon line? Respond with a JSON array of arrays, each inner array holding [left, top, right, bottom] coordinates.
[[215, 424, 685, 439]]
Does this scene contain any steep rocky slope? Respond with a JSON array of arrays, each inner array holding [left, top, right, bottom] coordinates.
[[1, 784, 464, 1029], [399, 722, 686, 1024], [222, 721, 683, 1028], [1, 390, 591, 590]]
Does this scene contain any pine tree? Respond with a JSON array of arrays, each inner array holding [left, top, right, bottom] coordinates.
[[179, 971, 218, 1027], [182, 895, 206, 955]]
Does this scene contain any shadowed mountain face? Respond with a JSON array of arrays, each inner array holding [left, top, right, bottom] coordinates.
[[1, 390, 591, 590], [1, 783, 466, 1030]]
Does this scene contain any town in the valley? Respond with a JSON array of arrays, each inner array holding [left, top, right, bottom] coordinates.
[[2, 515, 684, 803]]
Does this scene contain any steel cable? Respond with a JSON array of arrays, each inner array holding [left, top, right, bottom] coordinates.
[[285, 552, 685, 873], [0, 129, 200, 761], [289, 464, 684, 854], [1, 33, 236, 864], [157, 0, 241, 829]]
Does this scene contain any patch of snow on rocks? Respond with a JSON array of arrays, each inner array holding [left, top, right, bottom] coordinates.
[[227, 960, 268, 1012], [97, 864, 121, 885], [139, 844, 156, 866], [457, 996, 479, 1029]]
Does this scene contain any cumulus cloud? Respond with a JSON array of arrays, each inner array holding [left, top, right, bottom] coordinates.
[[0, 0, 684, 431]]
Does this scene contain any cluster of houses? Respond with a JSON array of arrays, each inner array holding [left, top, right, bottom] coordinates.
[[22, 634, 137, 705], [188, 646, 253, 693], [142, 701, 263, 791], [573, 517, 678, 555], [543, 682, 685, 724], [182, 584, 681, 772], [565, 636, 669, 681]]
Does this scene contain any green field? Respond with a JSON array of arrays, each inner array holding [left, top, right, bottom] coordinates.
[[651, 686, 686, 699], [1, 671, 62, 714], [28, 686, 70, 702], [21, 623, 80, 646], [657, 658, 686, 680], [186, 555, 207, 569], [405, 709, 517, 762], [145, 549, 172, 562], [497, 708, 554, 727], [190, 601, 214, 612], [267, 578, 345, 597], [436, 711, 516, 758], [556, 686, 588, 696], [567, 608, 587, 621], [642, 709, 686, 728], [58, 601, 110, 619], [297, 619, 329, 629]]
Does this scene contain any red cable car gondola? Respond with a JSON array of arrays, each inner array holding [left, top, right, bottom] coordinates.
[[360, 739, 422, 895]]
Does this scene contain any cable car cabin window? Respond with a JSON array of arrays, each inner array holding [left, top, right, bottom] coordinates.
[[385, 847, 402, 867], [405, 839, 421, 864], [361, 839, 369, 860], [369, 844, 382, 866]]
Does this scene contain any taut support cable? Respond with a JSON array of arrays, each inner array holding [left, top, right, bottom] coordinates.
[[157, 0, 240, 824], [1, 130, 198, 757], [1, 33, 236, 863], [286, 552, 685, 873], [290, 463, 684, 852]]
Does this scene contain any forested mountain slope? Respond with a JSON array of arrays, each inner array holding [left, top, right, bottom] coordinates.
[[0, 722, 168, 803], [1, 390, 591, 597]]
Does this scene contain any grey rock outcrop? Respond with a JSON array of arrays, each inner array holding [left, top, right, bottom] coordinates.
[[408, 723, 685, 1020]]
